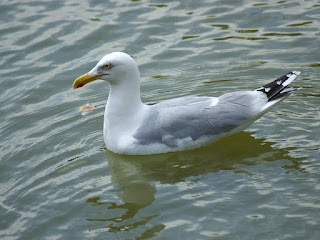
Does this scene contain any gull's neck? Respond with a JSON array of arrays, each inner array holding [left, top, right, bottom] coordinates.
[[104, 77, 148, 150], [104, 74, 148, 137], [107, 82, 145, 112]]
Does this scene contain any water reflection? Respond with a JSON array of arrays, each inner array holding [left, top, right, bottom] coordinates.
[[107, 131, 296, 185], [85, 132, 301, 235], [84, 130, 306, 238]]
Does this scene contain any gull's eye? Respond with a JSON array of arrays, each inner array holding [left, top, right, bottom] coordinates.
[[103, 63, 112, 69]]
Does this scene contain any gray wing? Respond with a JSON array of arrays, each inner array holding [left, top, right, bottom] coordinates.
[[133, 91, 267, 147]]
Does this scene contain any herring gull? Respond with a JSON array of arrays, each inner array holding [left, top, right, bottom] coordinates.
[[73, 52, 300, 155]]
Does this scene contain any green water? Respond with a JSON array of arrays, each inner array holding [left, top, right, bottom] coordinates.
[[1, 0, 319, 239]]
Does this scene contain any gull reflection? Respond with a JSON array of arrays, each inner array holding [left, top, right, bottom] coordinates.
[[107, 131, 298, 186], [88, 132, 301, 236]]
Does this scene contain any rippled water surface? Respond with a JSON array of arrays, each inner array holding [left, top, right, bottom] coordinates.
[[1, 0, 320, 239]]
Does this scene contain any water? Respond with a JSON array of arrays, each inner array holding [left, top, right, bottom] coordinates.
[[1, 0, 319, 239]]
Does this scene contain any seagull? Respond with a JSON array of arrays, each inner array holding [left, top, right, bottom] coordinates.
[[73, 52, 300, 155]]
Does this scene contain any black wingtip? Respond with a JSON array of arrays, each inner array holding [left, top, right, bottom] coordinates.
[[268, 88, 297, 101], [256, 71, 300, 101]]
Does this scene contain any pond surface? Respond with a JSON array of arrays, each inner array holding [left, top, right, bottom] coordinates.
[[1, 0, 319, 239]]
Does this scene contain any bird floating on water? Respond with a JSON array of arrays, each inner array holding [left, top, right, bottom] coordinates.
[[73, 52, 300, 155]]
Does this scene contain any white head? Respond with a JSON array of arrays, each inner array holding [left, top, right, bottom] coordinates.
[[73, 52, 140, 88]]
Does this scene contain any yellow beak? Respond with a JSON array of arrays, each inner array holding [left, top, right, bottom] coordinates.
[[73, 72, 105, 89]]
